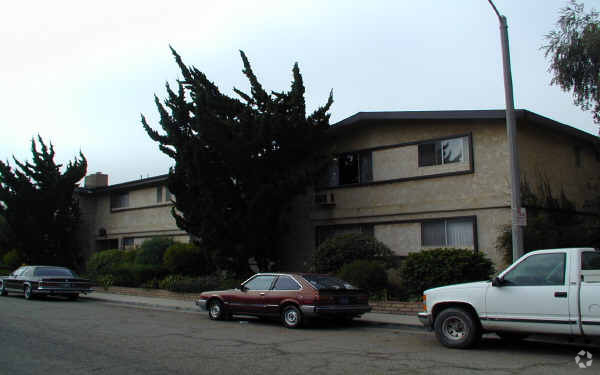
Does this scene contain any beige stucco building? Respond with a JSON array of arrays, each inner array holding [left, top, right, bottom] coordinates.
[[76, 109, 599, 270]]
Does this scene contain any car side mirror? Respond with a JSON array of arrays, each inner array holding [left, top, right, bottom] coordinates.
[[240, 284, 248, 292], [492, 276, 504, 287]]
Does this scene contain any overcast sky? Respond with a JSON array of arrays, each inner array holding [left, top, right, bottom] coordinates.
[[2, 0, 599, 185]]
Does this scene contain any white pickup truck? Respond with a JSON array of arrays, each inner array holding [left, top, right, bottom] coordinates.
[[418, 248, 600, 348]]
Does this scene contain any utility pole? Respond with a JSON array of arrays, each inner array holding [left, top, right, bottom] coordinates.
[[487, 0, 524, 262]]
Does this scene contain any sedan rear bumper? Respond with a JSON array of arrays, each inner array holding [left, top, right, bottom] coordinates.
[[301, 305, 372, 317], [34, 288, 94, 295]]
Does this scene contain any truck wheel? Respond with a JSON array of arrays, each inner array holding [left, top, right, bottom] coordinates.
[[434, 307, 481, 349]]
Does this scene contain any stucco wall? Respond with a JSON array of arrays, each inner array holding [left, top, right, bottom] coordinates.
[[517, 121, 598, 210]]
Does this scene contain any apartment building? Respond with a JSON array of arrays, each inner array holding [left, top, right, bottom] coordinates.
[[76, 109, 599, 269], [280, 109, 599, 269]]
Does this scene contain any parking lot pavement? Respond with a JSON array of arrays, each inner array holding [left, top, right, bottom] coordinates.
[[85, 292, 422, 328]]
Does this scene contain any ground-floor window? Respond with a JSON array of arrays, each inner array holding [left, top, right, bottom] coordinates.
[[316, 224, 374, 247], [421, 217, 475, 248]]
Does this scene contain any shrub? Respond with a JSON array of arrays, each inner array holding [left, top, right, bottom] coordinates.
[[159, 274, 237, 293], [337, 260, 388, 296], [108, 264, 168, 287], [163, 243, 210, 275], [385, 267, 409, 301], [3, 249, 22, 269], [399, 248, 495, 298], [135, 237, 174, 266], [310, 233, 394, 273], [86, 249, 132, 280]]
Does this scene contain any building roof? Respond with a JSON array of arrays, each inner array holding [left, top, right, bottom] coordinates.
[[331, 109, 599, 144], [79, 109, 598, 193]]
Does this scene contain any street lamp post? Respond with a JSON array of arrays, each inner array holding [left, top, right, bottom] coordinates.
[[487, 0, 524, 262]]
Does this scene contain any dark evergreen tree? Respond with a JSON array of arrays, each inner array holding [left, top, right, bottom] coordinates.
[[142, 48, 333, 273], [0, 136, 87, 269], [544, 1, 600, 124]]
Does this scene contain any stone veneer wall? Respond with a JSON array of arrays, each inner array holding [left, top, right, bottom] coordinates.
[[100, 286, 422, 315]]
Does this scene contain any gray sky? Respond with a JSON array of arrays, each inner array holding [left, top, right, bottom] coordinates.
[[2, 0, 599, 185]]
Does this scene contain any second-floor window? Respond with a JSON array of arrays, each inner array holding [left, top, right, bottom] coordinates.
[[322, 151, 372, 187], [110, 192, 129, 209], [418, 136, 468, 167], [156, 186, 163, 203]]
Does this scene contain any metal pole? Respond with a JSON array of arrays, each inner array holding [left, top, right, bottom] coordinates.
[[488, 1, 524, 261]]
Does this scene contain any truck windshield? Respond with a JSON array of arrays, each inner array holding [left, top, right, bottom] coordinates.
[[301, 275, 357, 290]]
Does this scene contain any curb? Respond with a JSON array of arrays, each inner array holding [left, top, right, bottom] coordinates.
[[85, 294, 424, 330]]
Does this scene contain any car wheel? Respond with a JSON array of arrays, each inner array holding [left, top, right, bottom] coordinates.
[[497, 332, 528, 342], [0, 281, 7, 296], [208, 299, 227, 320], [434, 307, 481, 349], [281, 305, 302, 329], [24, 285, 33, 300]]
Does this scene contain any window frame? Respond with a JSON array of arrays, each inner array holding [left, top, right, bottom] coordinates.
[[502, 252, 567, 286], [272, 275, 302, 291], [420, 216, 478, 250], [110, 192, 130, 209], [418, 135, 469, 167]]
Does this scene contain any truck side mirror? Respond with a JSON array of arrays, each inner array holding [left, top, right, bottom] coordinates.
[[492, 276, 504, 287]]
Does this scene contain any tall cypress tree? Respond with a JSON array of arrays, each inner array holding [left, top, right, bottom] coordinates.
[[0, 136, 87, 269], [142, 48, 333, 273]]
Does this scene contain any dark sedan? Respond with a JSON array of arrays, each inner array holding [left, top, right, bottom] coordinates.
[[196, 273, 372, 328], [0, 265, 94, 300]]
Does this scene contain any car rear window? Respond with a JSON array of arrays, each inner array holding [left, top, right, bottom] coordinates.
[[33, 267, 76, 277], [301, 275, 357, 290]]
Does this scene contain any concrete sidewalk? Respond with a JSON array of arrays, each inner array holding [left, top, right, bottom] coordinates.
[[84, 292, 423, 328]]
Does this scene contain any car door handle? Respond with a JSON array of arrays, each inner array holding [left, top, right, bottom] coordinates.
[[554, 291, 567, 298], [259, 293, 265, 296]]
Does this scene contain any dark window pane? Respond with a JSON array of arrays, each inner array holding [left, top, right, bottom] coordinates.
[[111, 192, 129, 209], [422, 221, 446, 246], [441, 138, 464, 164], [339, 154, 359, 185], [359, 151, 373, 183], [418, 143, 436, 166], [156, 186, 163, 203], [503, 253, 565, 286], [34, 267, 76, 277], [583, 252, 600, 270], [273, 276, 301, 290], [301, 275, 356, 290]]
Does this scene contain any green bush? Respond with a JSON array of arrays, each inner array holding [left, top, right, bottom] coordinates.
[[3, 249, 22, 269], [108, 264, 168, 287], [135, 237, 174, 266], [337, 260, 388, 296], [310, 233, 394, 273], [399, 248, 495, 298], [159, 274, 234, 293], [163, 243, 210, 275], [86, 249, 133, 279], [385, 267, 409, 301]]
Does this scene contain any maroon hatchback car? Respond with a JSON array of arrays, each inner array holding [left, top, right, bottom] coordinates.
[[196, 273, 372, 328]]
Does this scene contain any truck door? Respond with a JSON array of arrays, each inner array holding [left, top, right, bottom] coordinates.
[[485, 252, 573, 335], [580, 251, 600, 336]]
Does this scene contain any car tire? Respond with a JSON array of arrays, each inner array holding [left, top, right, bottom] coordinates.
[[497, 332, 528, 342], [281, 305, 302, 329], [24, 285, 33, 300], [208, 299, 227, 320], [434, 307, 481, 349], [0, 281, 7, 296]]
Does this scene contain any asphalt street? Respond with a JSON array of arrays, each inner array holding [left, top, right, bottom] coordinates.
[[0, 294, 596, 375]]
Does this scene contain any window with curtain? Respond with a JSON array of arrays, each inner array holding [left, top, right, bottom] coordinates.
[[418, 136, 469, 167], [422, 218, 474, 248]]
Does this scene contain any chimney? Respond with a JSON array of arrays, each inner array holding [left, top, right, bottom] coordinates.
[[84, 172, 108, 188]]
